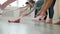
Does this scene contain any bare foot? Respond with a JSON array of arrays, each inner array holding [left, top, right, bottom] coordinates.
[[8, 19, 20, 23], [41, 20, 46, 23], [46, 19, 52, 24], [32, 15, 45, 22], [54, 21, 60, 25], [32, 18, 40, 22]]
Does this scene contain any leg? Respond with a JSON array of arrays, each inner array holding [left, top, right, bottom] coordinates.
[[34, 9, 39, 18], [0, 0, 16, 9], [0, 0, 16, 15], [46, 6, 54, 24], [46, 0, 56, 24]]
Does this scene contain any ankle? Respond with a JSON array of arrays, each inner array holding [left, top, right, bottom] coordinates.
[[48, 18, 53, 22], [46, 18, 53, 24]]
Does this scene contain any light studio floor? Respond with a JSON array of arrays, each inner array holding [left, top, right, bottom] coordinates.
[[0, 17, 60, 34]]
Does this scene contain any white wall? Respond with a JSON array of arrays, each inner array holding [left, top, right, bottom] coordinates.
[[54, 0, 60, 19]]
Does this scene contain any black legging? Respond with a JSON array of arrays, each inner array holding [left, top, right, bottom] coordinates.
[[48, 0, 56, 19]]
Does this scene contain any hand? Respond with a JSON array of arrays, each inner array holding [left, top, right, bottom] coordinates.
[[40, 11, 46, 16], [36, 10, 46, 20], [36, 10, 46, 16]]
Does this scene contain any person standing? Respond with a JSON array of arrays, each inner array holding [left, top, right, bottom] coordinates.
[[46, 0, 56, 24]]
